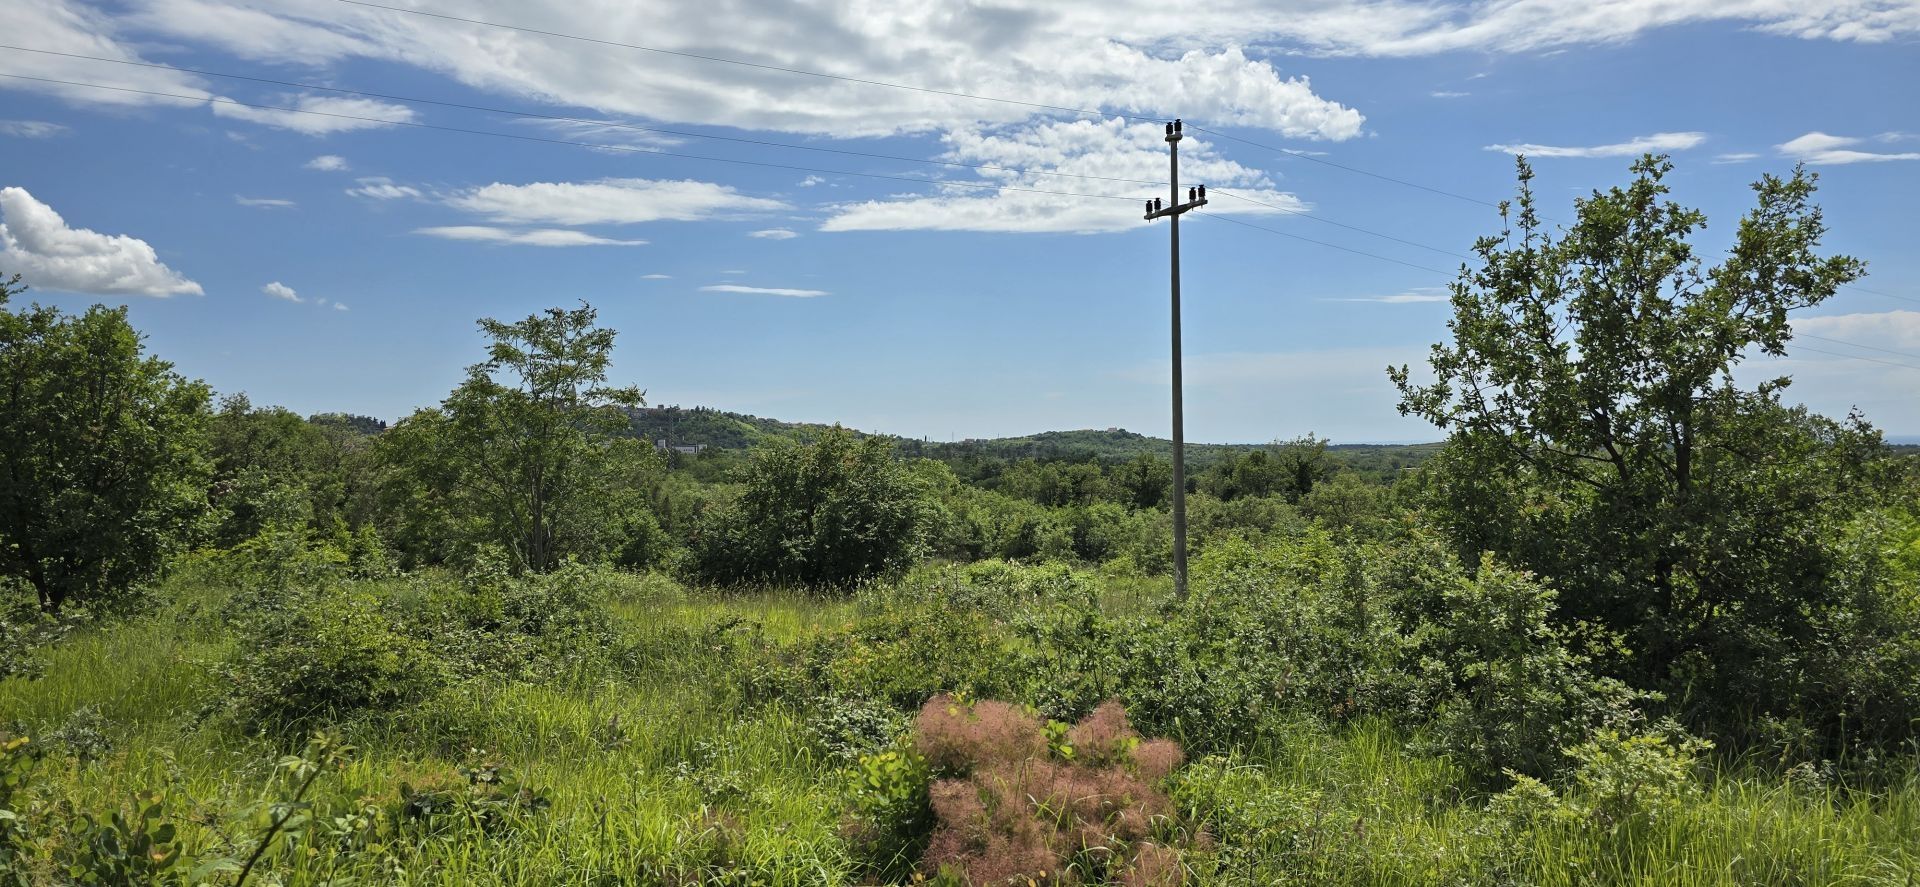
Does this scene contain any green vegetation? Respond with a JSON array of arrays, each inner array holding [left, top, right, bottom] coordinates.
[[4, 156, 1919, 885]]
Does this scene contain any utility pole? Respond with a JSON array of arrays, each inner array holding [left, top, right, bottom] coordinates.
[[1143, 118, 1206, 598]]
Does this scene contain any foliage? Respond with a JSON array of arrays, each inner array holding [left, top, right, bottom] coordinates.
[[914, 695, 1187, 885], [1391, 156, 1903, 751], [687, 427, 936, 590], [379, 303, 657, 572], [219, 584, 450, 732], [0, 272, 213, 611]]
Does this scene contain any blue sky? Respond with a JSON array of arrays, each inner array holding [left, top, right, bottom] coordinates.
[[2, 0, 1916, 443]]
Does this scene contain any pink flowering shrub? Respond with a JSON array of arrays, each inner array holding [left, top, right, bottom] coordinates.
[[914, 695, 1187, 885]]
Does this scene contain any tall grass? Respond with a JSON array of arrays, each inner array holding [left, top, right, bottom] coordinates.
[[3, 573, 1916, 885]]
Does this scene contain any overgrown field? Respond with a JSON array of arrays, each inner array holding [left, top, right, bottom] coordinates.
[[5, 543, 1917, 885]]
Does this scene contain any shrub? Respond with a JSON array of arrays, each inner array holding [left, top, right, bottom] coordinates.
[[686, 428, 936, 590], [220, 585, 450, 732], [914, 695, 1188, 885]]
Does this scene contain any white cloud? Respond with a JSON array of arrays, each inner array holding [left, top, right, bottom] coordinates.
[[749, 228, 800, 240], [1712, 152, 1760, 164], [305, 154, 348, 171], [413, 226, 648, 247], [0, 0, 208, 108], [262, 280, 301, 302], [641, 273, 672, 279], [0, 121, 70, 138], [211, 94, 415, 135], [0, 186, 201, 297], [110, 0, 1363, 140], [1325, 288, 1449, 303], [823, 117, 1308, 234], [700, 284, 829, 298], [1485, 131, 1707, 158], [1430, 90, 1470, 98], [345, 177, 421, 200], [799, 176, 826, 187], [1793, 310, 1920, 348], [446, 178, 786, 226], [235, 196, 295, 208], [1777, 131, 1920, 164], [333, 302, 349, 311]]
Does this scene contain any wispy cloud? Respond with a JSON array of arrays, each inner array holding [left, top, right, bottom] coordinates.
[[1485, 131, 1706, 158], [1711, 152, 1759, 164], [0, 120, 69, 138], [700, 284, 828, 298], [345, 177, 421, 200], [235, 195, 295, 208], [414, 226, 647, 247], [1430, 90, 1470, 98], [305, 154, 348, 171], [641, 273, 672, 279], [1777, 132, 1920, 165], [1325, 287, 1449, 304], [749, 228, 799, 240]]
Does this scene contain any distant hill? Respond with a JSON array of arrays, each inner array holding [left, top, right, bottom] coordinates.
[[624, 406, 1444, 472], [626, 405, 843, 450]]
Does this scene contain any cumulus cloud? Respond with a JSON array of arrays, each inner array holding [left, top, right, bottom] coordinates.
[[107, 0, 1362, 140], [445, 178, 786, 225], [1485, 131, 1707, 158], [700, 284, 829, 297], [823, 117, 1309, 234], [1777, 131, 1920, 164], [749, 228, 800, 239], [262, 280, 301, 302], [345, 177, 421, 200], [305, 154, 348, 171], [0, 186, 201, 297], [0, 120, 70, 138], [413, 226, 648, 247], [235, 195, 295, 208], [211, 94, 415, 135]]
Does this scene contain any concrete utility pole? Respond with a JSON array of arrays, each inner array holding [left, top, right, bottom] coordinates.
[[1143, 119, 1206, 598]]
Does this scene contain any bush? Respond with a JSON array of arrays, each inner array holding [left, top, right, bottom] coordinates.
[[686, 428, 936, 590], [913, 695, 1187, 885], [220, 585, 450, 732]]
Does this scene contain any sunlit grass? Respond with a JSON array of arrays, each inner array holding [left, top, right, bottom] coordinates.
[[4, 572, 1917, 885]]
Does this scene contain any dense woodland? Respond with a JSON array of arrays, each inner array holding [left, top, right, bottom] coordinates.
[[3, 158, 1919, 884]]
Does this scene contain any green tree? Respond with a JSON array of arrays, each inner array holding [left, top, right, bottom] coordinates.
[[1390, 157, 1895, 735], [688, 427, 934, 589], [1109, 453, 1171, 509], [380, 304, 655, 572], [0, 273, 212, 611]]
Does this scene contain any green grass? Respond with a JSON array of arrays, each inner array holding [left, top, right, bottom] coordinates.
[[3, 572, 1916, 885]]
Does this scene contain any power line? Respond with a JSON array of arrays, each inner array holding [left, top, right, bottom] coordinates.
[[0, 44, 1168, 190], [1189, 124, 1503, 210], [0, 71, 1149, 204], [1211, 188, 1473, 260], [1194, 211, 1454, 275], [323, 0, 1518, 220], [1797, 333, 1920, 364], [1788, 344, 1920, 374], [330, 0, 1160, 124], [1840, 283, 1920, 306]]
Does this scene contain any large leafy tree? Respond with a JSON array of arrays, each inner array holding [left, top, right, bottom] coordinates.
[[0, 273, 212, 611], [380, 304, 655, 571], [1391, 157, 1896, 732]]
